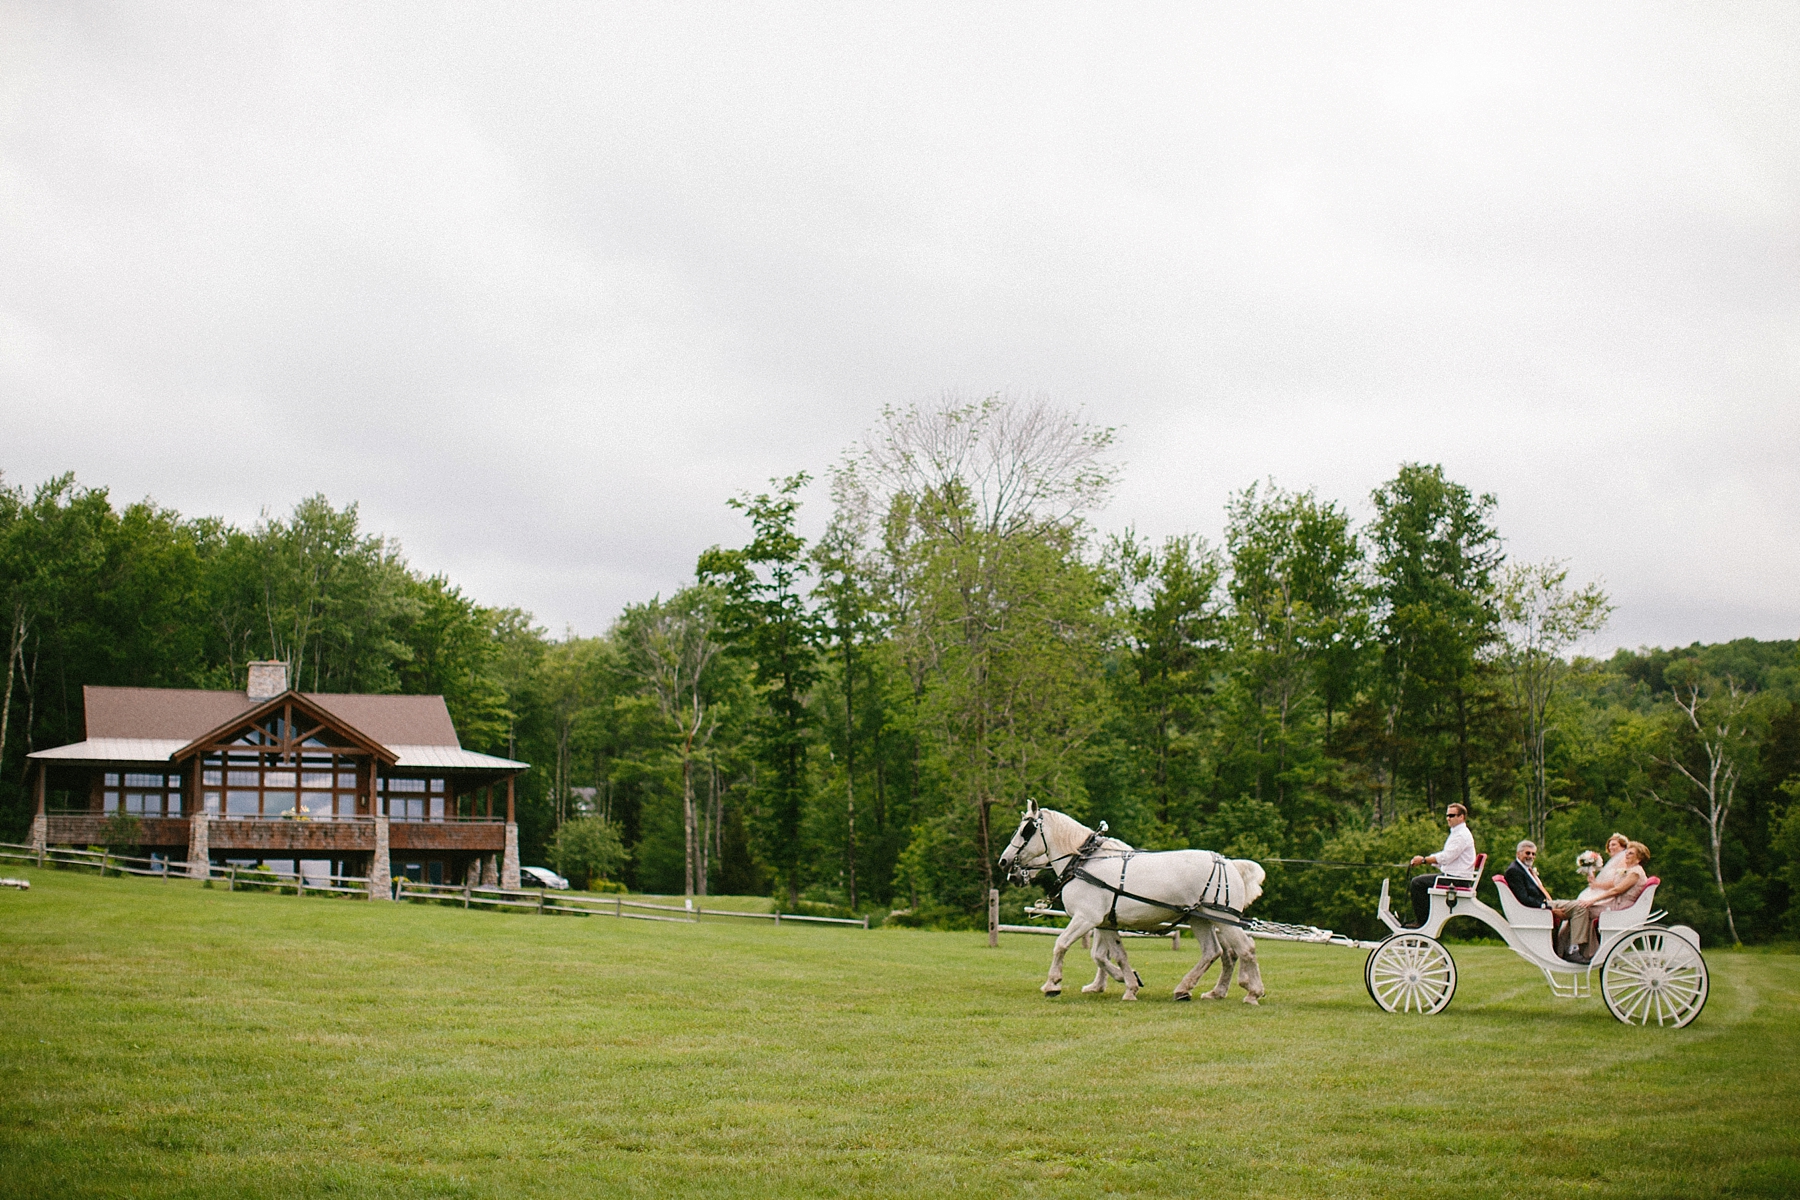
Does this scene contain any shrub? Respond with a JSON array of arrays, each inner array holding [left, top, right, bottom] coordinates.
[[548, 817, 629, 891]]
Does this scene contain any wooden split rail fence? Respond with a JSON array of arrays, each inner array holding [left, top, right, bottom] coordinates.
[[0, 843, 872, 930]]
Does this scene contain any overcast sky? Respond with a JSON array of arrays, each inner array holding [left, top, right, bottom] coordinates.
[[3, 3, 1796, 652]]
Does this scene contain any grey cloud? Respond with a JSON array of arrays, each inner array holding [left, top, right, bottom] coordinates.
[[2, 2, 1795, 647]]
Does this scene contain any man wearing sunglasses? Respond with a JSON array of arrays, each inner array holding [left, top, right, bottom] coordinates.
[[1504, 840, 1552, 908], [1406, 803, 1476, 927]]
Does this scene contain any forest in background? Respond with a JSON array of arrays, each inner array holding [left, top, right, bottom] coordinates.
[[5, 396, 1797, 943]]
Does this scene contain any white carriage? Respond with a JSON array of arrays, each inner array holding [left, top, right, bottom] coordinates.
[[1363, 854, 1709, 1027]]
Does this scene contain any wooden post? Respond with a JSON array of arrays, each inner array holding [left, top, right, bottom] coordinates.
[[101, 850, 110, 878], [506, 776, 515, 824], [537, 890, 545, 916], [296, 870, 304, 898], [861, 915, 869, 930], [988, 888, 999, 947], [228, 866, 236, 892], [1171, 929, 1181, 950], [615, 895, 622, 919], [463, 878, 471, 909]]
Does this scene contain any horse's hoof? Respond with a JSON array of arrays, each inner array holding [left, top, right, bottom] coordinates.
[[1243, 996, 1262, 1006], [1173, 993, 1191, 1002], [1080, 983, 1104, 994], [1043, 988, 1060, 998], [1121, 993, 1138, 1001]]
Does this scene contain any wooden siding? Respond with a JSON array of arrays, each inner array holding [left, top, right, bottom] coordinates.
[[44, 815, 506, 854]]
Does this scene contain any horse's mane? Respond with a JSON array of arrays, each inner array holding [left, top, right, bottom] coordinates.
[[1036, 809, 1094, 861]]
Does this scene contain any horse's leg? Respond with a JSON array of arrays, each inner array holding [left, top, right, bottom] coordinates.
[[1116, 937, 1142, 1001], [1199, 922, 1237, 999], [1045, 915, 1098, 996], [1227, 926, 1266, 1005], [1174, 921, 1222, 1001], [1081, 929, 1124, 993]]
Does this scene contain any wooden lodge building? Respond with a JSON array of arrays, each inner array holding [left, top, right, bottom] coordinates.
[[25, 661, 529, 895]]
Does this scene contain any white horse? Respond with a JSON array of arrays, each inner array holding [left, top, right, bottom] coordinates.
[[998, 802, 1268, 1004]]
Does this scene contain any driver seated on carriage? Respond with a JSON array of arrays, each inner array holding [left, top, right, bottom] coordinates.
[[1405, 803, 1476, 928]]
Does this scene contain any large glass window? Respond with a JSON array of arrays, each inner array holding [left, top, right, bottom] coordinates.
[[199, 749, 366, 818], [379, 777, 448, 821]]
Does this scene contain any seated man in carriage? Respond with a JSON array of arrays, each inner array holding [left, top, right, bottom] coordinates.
[[1504, 840, 1552, 908], [1405, 803, 1476, 927]]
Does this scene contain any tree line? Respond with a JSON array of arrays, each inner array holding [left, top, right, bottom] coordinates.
[[4, 396, 1797, 942]]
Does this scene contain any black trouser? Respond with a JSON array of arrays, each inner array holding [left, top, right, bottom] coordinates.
[[1409, 874, 1452, 926]]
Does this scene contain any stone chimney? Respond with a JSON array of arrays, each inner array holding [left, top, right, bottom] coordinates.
[[246, 660, 290, 701]]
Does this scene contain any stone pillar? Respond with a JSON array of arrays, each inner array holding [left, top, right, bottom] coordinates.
[[368, 815, 392, 900], [187, 814, 210, 879], [481, 854, 497, 887], [502, 823, 521, 890]]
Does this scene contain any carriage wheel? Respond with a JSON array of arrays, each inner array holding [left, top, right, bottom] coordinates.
[[1600, 927, 1708, 1028], [1366, 934, 1457, 1015]]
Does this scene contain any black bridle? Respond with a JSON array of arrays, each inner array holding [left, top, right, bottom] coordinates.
[[1000, 814, 1101, 889]]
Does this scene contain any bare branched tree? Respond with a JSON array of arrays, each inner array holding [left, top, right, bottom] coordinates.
[[1497, 559, 1611, 844], [1650, 669, 1758, 945], [836, 393, 1118, 896], [626, 592, 723, 898]]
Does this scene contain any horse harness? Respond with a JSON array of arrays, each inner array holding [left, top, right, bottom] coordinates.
[[1029, 823, 1246, 931]]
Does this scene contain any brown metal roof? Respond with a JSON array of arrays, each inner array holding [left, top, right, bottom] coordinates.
[[302, 693, 461, 748], [84, 687, 255, 740], [83, 686, 463, 748]]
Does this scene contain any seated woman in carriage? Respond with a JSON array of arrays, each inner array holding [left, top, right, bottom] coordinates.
[[1553, 840, 1652, 963]]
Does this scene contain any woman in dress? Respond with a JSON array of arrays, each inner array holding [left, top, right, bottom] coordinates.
[[1556, 841, 1650, 963]]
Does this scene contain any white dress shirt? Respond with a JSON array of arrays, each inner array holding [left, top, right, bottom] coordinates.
[[1433, 822, 1476, 878]]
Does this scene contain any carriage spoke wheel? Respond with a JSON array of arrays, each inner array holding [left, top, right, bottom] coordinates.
[[1366, 934, 1457, 1015], [1600, 928, 1708, 1028]]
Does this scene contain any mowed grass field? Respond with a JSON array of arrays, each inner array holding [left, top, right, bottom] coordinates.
[[2, 868, 1797, 1198]]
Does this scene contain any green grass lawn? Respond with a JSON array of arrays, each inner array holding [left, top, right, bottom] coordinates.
[[2, 868, 1796, 1198]]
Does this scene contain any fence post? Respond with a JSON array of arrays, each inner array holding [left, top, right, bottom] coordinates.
[[1171, 929, 1181, 951], [988, 888, 999, 947], [102, 850, 110, 878], [296, 871, 304, 898], [615, 896, 622, 919], [773, 911, 780, 927], [537, 891, 545, 916], [463, 880, 471, 910], [862, 915, 869, 930], [228, 866, 236, 892]]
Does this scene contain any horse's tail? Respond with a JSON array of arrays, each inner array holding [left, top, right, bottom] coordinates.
[[1230, 859, 1267, 910]]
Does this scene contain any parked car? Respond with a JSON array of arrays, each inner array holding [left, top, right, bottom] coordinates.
[[519, 865, 570, 890]]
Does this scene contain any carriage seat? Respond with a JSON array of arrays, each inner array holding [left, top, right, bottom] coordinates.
[[1489, 874, 1662, 931], [1491, 874, 1554, 928], [1597, 877, 1661, 931], [1429, 853, 1487, 894]]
